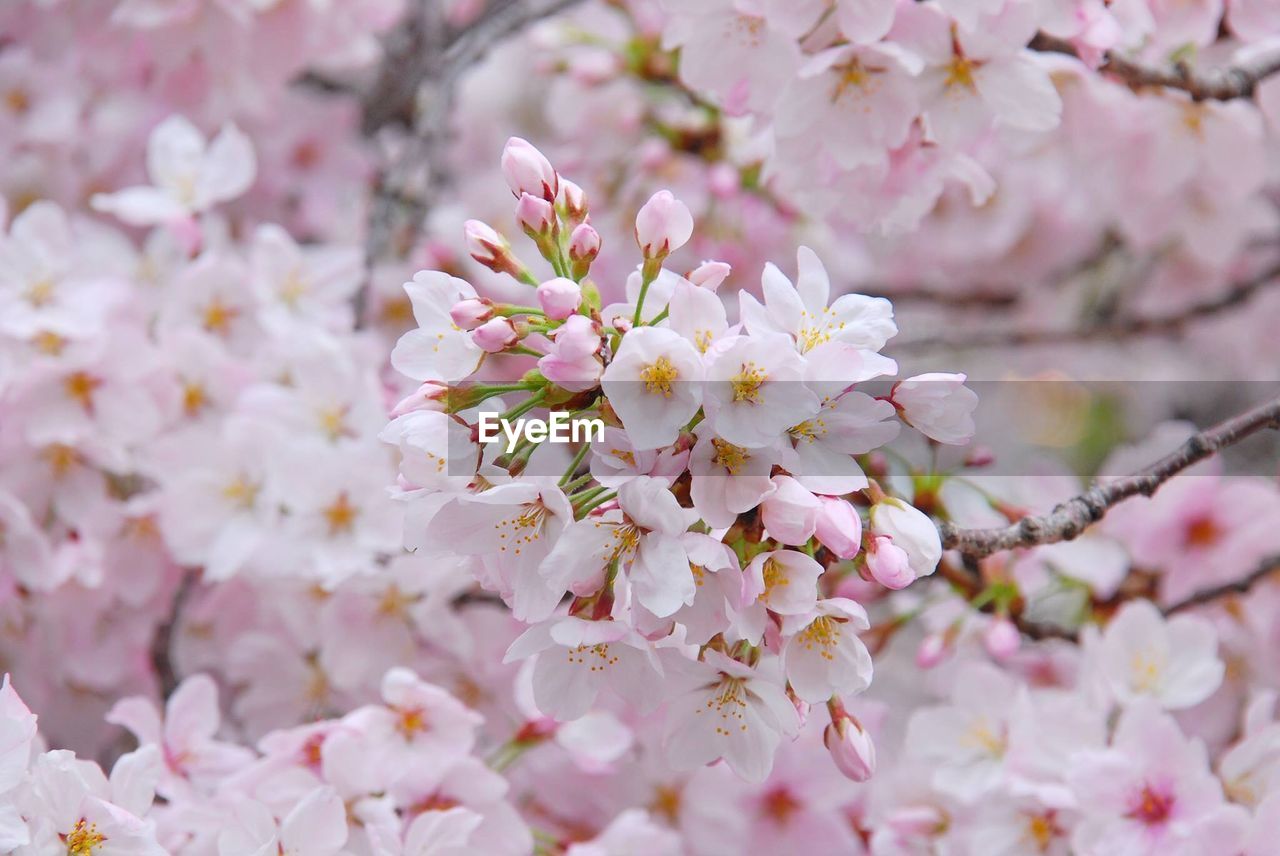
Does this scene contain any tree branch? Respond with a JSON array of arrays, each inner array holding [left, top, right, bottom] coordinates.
[[1164, 553, 1280, 615], [857, 285, 1020, 309], [895, 261, 1280, 352], [150, 569, 198, 698], [355, 0, 588, 325], [940, 394, 1280, 558], [1030, 32, 1280, 101]]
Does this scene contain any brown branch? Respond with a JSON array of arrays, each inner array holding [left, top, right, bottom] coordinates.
[[857, 285, 1020, 309], [895, 261, 1280, 352], [1030, 32, 1280, 101], [150, 569, 198, 698], [355, 0, 588, 325], [940, 394, 1280, 558], [1164, 553, 1280, 615]]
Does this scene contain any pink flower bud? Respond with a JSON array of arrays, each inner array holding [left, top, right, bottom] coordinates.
[[761, 476, 819, 546], [916, 633, 947, 669], [517, 193, 556, 237], [558, 178, 588, 224], [464, 219, 520, 276], [501, 137, 558, 202], [824, 714, 876, 782], [390, 381, 448, 416], [449, 297, 493, 330], [869, 498, 942, 580], [815, 496, 862, 559], [536, 277, 582, 320], [865, 535, 914, 589], [688, 260, 731, 292], [634, 190, 693, 259], [538, 315, 603, 391], [983, 617, 1021, 660], [568, 223, 601, 263], [471, 317, 519, 353]]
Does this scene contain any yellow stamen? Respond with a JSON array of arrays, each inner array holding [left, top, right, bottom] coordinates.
[[945, 56, 977, 91], [710, 438, 749, 475], [322, 492, 358, 535], [640, 356, 679, 397], [222, 474, 260, 510], [63, 818, 106, 855], [64, 371, 101, 410], [729, 361, 766, 404], [202, 297, 238, 334]]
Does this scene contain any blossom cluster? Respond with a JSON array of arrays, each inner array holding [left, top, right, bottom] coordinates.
[[0, 668, 541, 854], [6, 0, 1280, 854], [480, 0, 1280, 351], [382, 137, 979, 783]]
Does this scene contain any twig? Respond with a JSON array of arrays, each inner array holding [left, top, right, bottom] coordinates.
[[857, 285, 1020, 309], [1163, 553, 1280, 615], [940, 394, 1280, 558], [1030, 32, 1280, 101], [895, 261, 1280, 352], [150, 569, 198, 698], [355, 0, 588, 326]]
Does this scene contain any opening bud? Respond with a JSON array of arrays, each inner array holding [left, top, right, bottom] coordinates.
[[450, 297, 494, 330], [471, 317, 520, 353], [634, 189, 693, 260], [536, 277, 583, 320], [501, 136, 558, 202]]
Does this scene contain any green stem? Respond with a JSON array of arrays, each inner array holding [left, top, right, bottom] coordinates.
[[500, 389, 546, 422], [560, 471, 595, 493], [559, 442, 592, 486], [631, 262, 661, 326], [495, 304, 546, 317], [574, 489, 617, 517]]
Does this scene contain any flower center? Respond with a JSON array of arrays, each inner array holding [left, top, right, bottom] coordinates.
[[761, 557, 789, 601], [33, 330, 66, 355], [1184, 515, 1221, 547], [317, 406, 351, 441], [223, 474, 260, 510], [832, 60, 873, 102], [495, 503, 548, 556], [279, 270, 308, 306], [396, 707, 428, 738], [650, 784, 682, 824], [1130, 650, 1162, 693], [640, 356, 679, 397], [961, 718, 1007, 757], [25, 277, 54, 307], [1026, 811, 1060, 850], [322, 492, 359, 535], [183, 382, 208, 416], [1127, 783, 1174, 825], [708, 676, 748, 735], [760, 786, 803, 825], [64, 370, 102, 411], [789, 416, 827, 443], [202, 297, 238, 334], [566, 642, 619, 672], [730, 361, 766, 404], [945, 56, 977, 91], [63, 819, 106, 855], [710, 438, 749, 475], [43, 443, 81, 478], [798, 616, 839, 660]]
